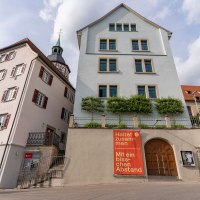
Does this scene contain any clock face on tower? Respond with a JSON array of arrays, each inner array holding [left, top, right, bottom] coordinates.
[[53, 62, 69, 79]]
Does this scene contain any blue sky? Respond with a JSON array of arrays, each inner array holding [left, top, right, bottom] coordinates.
[[0, 0, 200, 86]]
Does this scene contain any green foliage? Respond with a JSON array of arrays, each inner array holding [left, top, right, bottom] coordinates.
[[84, 122, 101, 128], [81, 97, 104, 120], [107, 97, 129, 123], [138, 123, 149, 129], [171, 124, 185, 129], [117, 123, 127, 129], [105, 124, 118, 128], [107, 97, 129, 114], [128, 95, 152, 114], [155, 97, 184, 115], [154, 125, 166, 129]]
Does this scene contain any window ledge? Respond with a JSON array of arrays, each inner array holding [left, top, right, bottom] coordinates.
[[99, 50, 118, 52], [135, 72, 156, 74], [98, 71, 120, 73], [132, 50, 150, 52]]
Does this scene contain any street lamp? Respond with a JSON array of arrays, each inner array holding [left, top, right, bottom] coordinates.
[[191, 91, 200, 115]]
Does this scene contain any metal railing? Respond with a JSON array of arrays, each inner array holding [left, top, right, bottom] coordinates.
[[70, 114, 199, 129], [17, 155, 70, 189], [27, 132, 61, 149]]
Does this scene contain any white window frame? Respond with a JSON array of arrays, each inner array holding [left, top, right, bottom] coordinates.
[[0, 54, 7, 63], [10, 64, 26, 78], [5, 87, 17, 102], [137, 85, 158, 99], [36, 92, 45, 107]]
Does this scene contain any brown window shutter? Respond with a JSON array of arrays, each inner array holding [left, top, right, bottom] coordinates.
[[1, 90, 8, 102], [39, 67, 44, 78], [61, 107, 65, 119], [10, 67, 16, 77], [43, 96, 48, 109], [49, 75, 53, 86], [13, 87, 19, 99], [64, 87, 68, 97], [32, 89, 39, 103], [2, 70, 7, 80], [3, 114, 11, 129]]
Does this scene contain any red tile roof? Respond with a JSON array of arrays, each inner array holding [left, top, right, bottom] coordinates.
[[181, 85, 200, 101]]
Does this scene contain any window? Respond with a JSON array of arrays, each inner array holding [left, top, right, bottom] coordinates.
[[141, 40, 148, 51], [109, 40, 116, 50], [132, 40, 139, 51], [99, 85, 107, 97], [39, 66, 53, 85], [0, 54, 7, 63], [0, 51, 16, 63], [116, 24, 122, 31], [1, 87, 19, 102], [187, 106, 192, 116], [148, 86, 157, 98], [138, 86, 145, 96], [0, 114, 11, 130], [100, 59, 107, 72], [109, 24, 115, 31], [64, 87, 69, 98], [61, 108, 70, 122], [99, 58, 117, 72], [10, 64, 26, 77], [32, 89, 48, 109], [99, 39, 116, 51], [123, 24, 129, 31], [137, 85, 157, 98], [131, 24, 136, 31], [70, 94, 74, 103], [135, 59, 153, 73], [100, 39, 107, 50], [109, 86, 117, 97], [132, 39, 149, 51], [0, 70, 7, 81], [135, 60, 143, 73], [99, 85, 117, 97], [7, 51, 16, 61]]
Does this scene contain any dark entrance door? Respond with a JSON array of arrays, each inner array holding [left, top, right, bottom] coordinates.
[[145, 139, 178, 176]]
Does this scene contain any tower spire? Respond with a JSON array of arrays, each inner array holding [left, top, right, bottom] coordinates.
[[56, 29, 62, 47]]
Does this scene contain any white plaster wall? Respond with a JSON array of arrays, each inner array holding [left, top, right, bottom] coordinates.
[[64, 128, 200, 186], [74, 6, 189, 120]]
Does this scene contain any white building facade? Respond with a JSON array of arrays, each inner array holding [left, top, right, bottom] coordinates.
[[74, 3, 189, 122], [0, 38, 75, 188]]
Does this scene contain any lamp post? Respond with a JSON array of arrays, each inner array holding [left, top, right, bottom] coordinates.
[[191, 91, 200, 115]]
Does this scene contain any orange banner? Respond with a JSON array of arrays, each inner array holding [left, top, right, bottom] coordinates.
[[113, 130, 144, 175]]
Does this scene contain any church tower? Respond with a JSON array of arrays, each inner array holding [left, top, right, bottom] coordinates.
[[47, 35, 71, 79]]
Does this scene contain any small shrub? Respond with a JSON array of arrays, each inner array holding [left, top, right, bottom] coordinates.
[[105, 124, 118, 128], [171, 124, 185, 129], [139, 123, 149, 129], [117, 123, 127, 129], [154, 125, 166, 129], [84, 122, 101, 128]]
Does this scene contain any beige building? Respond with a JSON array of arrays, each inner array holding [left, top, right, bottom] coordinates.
[[0, 38, 75, 188], [181, 85, 200, 117]]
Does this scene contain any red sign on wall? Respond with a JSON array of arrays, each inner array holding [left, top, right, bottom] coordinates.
[[113, 130, 144, 175], [24, 153, 33, 159]]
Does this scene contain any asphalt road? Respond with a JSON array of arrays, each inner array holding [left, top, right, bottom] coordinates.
[[0, 181, 200, 200]]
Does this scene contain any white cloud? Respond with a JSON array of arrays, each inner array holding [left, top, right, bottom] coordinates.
[[175, 36, 200, 85], [39, 0, 62, 22], [182, 0, 200, 24], [153, 6, 170, 20]]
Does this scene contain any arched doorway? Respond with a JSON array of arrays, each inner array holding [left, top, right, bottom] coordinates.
[[145, 139, 178, 176]]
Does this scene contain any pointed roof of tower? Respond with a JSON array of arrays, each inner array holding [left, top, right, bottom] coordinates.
[[47, 34, 66, 65]]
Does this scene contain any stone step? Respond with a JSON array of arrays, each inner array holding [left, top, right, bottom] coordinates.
[[147, 175, 180, 182]]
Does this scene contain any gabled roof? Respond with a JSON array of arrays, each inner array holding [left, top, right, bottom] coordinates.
[[77, 3, 172, 36], [0, 38, 75, 91], [181, 85, 200, 101]]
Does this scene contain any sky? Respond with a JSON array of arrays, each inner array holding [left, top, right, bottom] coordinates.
[[0, 0, 200, 87]]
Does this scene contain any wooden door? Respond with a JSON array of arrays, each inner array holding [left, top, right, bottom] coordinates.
[[145, 139, 178, 176]]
